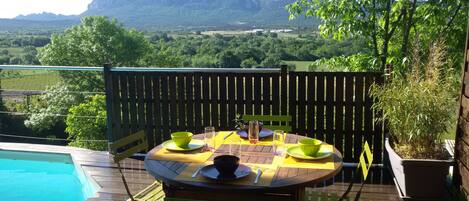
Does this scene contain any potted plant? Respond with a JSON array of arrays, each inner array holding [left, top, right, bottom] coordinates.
[[370, 41, 456, 200]]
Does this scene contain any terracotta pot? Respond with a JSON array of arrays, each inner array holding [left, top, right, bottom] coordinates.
[[385, 138, 453, 200]]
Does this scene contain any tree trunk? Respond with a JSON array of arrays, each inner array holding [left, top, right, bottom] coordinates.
[[401, 0, 417, 58], [381, 0, 392, 72]]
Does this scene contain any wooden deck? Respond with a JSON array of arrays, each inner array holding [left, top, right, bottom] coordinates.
[[0, 143, 400, 201]]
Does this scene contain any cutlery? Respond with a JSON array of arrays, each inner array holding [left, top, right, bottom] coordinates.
[[254, 168, 262, 184], [223, 131, 235, 140], [192, 167, 203, 178]]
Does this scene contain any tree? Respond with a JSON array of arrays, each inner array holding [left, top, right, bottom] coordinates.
[[22, 46, 39, 64], [241, 58, 258, 68], [25, 84, 84, 132], [218, 50, 241, 68], [287, 0, 468, 72], [261, 54, 283, 68], [66, 95, 107, 151], [38, 16, 152, 91]]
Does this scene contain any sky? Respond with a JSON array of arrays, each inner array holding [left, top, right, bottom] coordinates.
[[0, 0, 92, 19]]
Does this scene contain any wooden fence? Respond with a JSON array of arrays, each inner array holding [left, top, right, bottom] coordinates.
[[455, 19, 469, 199], [104, 66, 384, 163]]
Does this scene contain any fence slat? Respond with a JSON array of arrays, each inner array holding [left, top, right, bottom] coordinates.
[[263, 75, 271, 117], [143, 75, 154, 147], [169, 75, 178, 133], [297, 73, 306, 135], [228, 75, 236, 129], [186, 74, 194, 132], [152, 75, 162, 146], [307, 74, 316, 138], [202, 75, 210, 128], [335, 75, 344, 154], [245, 75, 253, 115], [254, 75, 262, 115], [128, 73, 138, 133], [219, 75, 228, 129], [344, 74, 354, 162], [211, 74, 219, 128], [354, 75, 365, 161], [160, 75, 170, 140], [136, 74, 145, 132], [325, 74, 334, 144], [178, 74, 186, 131], [194, 74, 202, 133], [119, 74, 129, 139], [316, 75, 325, 140], [289, 73, 297, 133]]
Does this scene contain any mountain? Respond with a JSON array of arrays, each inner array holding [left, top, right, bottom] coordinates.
[[15, 12, 79, 21], [9, 0, 316, 30]]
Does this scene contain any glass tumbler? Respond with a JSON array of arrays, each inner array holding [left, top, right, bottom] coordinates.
[[204, 126, 216, 152], [248, 120, 260, 144], [229, 138, 242, 158], [273, 130, 286, 156]]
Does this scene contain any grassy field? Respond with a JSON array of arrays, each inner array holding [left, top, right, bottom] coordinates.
[[284, 60, 313, 71], [0, 47, 25, 57], [1, 70, 60, 90]]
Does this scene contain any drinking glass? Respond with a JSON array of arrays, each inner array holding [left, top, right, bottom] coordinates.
[[204, 126, 217, 152], [273, 130, 286, 156], [248, 120, 259, 144], [229, 138, 242, 158]]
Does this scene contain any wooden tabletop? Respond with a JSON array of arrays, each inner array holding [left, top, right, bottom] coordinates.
[[144, 133, 343, 191]]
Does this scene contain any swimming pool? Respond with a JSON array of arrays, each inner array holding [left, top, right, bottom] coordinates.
[[0, 150, 97, 201]]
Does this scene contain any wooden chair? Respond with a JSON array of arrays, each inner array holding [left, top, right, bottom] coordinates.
[[109, 130, 165, 201], [243, 115, 292, 132], [305, 141, 374, 201]]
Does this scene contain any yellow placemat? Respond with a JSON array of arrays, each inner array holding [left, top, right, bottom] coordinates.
[[175, 162, 276, 187], [278, 144, 335, 170], [220, 131, 274, 146], [147, 132, 227, 163]]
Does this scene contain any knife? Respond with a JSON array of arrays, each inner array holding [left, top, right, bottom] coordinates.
[[192, 167, 203, 178], [223, 131, 235, 140], [254, 168, 262, 184]]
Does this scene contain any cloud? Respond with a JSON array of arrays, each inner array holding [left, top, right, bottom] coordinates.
[[0, 0, 92, 19]]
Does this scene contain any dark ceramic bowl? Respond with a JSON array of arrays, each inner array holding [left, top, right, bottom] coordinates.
[[213, 155, 240, 176]]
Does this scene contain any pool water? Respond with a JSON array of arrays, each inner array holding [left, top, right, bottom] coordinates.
[[0, 150, 97, 201]]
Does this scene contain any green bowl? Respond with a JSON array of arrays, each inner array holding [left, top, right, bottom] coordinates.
[[171, 132, 193, 148], [298, 138, 322, 156]]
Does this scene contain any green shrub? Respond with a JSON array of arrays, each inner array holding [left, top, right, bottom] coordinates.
[[66, 95, 107, 151], [370, 40, 456, 159]]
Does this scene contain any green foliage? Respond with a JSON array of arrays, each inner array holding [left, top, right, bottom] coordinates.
[[218, 50, 241, 68], [287, 0, 468, 72], [241, 58, 258, 68], [309, 54, 378, 72], [38, 16, 152, 91], [66, 95, 107, 151], [370, 41, 457, 159], [25, 84, 84, 132], [144, 33, 369, 69]]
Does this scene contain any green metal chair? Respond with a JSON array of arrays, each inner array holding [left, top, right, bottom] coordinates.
[[305, 141, 374, 201], [109, 130, 165, 201], [243, 115, 292, 132]]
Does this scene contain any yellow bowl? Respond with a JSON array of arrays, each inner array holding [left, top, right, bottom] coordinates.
[[298, 138, 322, 156], [171, 132, 193, 148]]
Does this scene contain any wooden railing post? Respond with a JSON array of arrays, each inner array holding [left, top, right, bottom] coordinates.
[[103, 63, 114, 146]]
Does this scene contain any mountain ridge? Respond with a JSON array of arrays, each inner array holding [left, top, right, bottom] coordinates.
[[9, 0, 315, 30]]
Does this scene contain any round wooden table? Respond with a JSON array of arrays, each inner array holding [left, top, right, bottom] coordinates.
[[145, 133, 343, 201]]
